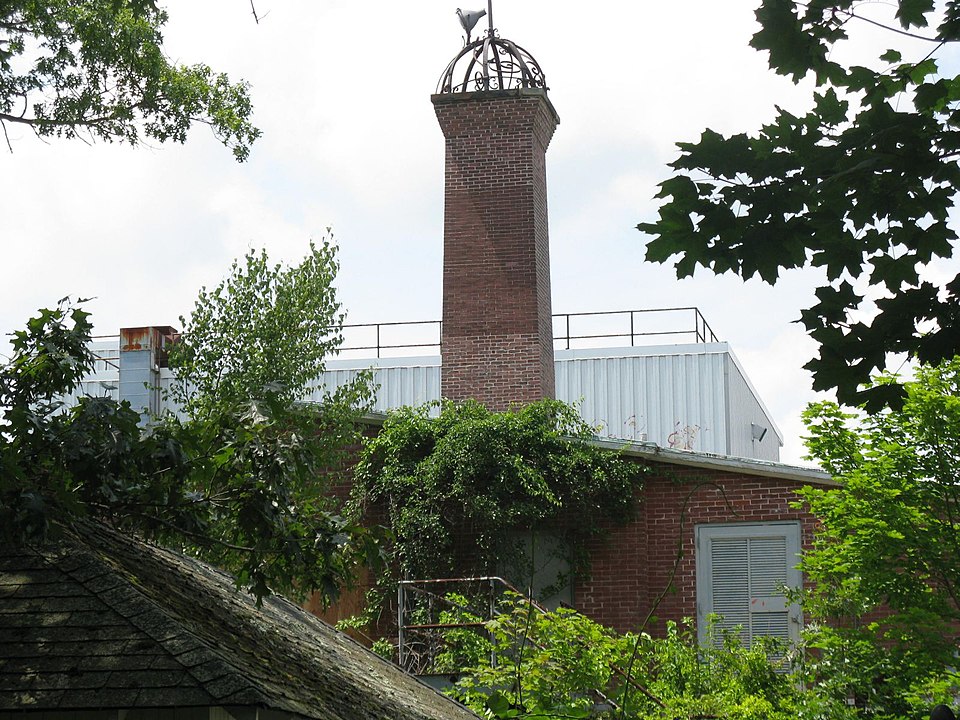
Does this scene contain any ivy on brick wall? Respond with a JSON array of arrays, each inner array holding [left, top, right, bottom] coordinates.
[[350, 398, 647, 585]]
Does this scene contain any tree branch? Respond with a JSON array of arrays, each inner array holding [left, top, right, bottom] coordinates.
[[107, 507, 257, 554], [0, 119, 11, 153], [0, 111, 121, 129], [797, 1, 949, 42]]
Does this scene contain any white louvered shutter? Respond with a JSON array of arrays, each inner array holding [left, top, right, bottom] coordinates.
[[709, 537, 750, 642], [696, 523, 801, 647]]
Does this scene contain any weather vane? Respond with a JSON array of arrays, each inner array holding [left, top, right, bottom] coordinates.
[[456, 0, 494, 43]]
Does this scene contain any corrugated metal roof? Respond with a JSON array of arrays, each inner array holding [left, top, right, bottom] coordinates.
[[73, 340, 786, 462], [322, 343, 782, 459]]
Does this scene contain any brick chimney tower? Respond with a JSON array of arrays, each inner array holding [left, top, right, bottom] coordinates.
[[432, 26, 559, 410]]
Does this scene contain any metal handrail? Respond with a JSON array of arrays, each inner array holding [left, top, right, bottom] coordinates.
[[397, 576, 548, 673], [395, 575, 656, 711], [554, 307, 718, 350], [340, 320, 443, 359], [340, 307, 718, 358], [86, 308, 719, 362]]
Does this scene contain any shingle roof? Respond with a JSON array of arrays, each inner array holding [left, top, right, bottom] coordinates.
[[0, 521, 477, 718]]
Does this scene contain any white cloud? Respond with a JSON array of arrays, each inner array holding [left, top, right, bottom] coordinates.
[[1, 0, 954, 463]]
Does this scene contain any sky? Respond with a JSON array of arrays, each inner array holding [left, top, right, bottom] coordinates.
[[1, 0, 953, 465]]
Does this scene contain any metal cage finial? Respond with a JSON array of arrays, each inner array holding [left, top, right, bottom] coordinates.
[[436, 34, 547, 94], [440, 1, 546, 94]]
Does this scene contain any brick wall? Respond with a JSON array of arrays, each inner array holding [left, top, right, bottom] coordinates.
[[576, 464, 817, 635], [317, 422, 823, 645], [432, 89, 559, 410]]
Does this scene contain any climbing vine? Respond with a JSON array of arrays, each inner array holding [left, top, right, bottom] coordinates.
[[350, 399, 647, 588]]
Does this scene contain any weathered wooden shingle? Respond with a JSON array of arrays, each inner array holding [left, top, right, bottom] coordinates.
[[0, 522, 477, 719], [0, 540, 216, 712]]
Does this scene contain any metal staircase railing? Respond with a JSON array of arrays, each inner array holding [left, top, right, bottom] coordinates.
[[397, 576, 540, 675], [395, 576, 656, 714]]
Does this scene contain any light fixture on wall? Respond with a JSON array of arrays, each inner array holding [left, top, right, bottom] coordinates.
[[751, 423, 768, 442]]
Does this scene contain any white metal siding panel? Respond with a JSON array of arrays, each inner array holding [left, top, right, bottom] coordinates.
[[725, 353, 782, 461], [315, 365, 441, 414], [64, 341, 783, 464], [554, 352, 729, 454], [158, 370, 187, 418], [58, 340, 121, 407], [61, 380, 119, 406], [377, 365, 441, 412]]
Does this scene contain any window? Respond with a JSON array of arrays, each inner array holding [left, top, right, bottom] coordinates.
[[500, 531, 572, 609], [695, 522, 801, 646]]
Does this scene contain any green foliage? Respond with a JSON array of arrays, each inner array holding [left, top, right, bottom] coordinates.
[[447, 595, 804, 720], [0, 0, 259, 159], [154, 392, 378, 603], [351, 399, 646, 584], [639, 0, 960, 410], [643, 620, 800, 720], [796, 357, 960, 716], [1, 299, 98, 538], [432, 593, 494, 674], [451, 593, 633, 719], [160, 241, 376, 601], [0, 300, 185, 545], [371, 637, 395, 660], [169, 238, 371, 418], [0, 298, 96, 405], [1, 265, 375, 603]]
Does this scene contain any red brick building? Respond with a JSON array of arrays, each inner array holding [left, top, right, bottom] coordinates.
[[73, 20, 832, 657], [577, 442, 830, 642]]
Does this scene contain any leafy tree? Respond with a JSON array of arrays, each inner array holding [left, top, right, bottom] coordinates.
[[169, 239, 367, 418], [796, 357, 960, 716], [0, 246, 376, 602], [450, 593, 636, 719], [0, 0, 259, 159], [162, 241, 376, 598], [445, 594, 805, 720], [639, 0, 960, 410]]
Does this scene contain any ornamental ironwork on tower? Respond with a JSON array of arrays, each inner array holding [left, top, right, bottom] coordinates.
[[437, 35, 547, 94], [438, 3, 547, 94]]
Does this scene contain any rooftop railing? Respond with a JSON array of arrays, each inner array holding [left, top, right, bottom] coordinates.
[[338, 306, 718, 358], [552, 307, 717, 351], [84, 307, 720, 364]]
